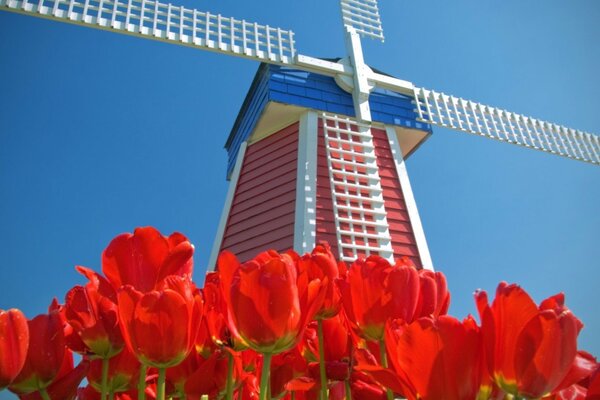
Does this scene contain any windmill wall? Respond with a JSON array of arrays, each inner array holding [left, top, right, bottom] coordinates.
[[217, 123, 298, 262]]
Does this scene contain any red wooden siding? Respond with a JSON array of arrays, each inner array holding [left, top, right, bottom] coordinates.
[[371, 128, 422, 268], [219, 123, 299, 263], [315, 120, 341, 258]]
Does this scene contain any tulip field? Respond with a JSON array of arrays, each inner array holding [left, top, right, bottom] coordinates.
[[0, 226, 599, 400]]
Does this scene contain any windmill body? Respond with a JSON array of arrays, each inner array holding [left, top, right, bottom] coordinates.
[[209, 63, 433, 268]]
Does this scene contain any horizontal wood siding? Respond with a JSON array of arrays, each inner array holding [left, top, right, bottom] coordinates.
[[220, 123, 299, 263], [315, 121, 341, 258], [371, 128, 422, 268]]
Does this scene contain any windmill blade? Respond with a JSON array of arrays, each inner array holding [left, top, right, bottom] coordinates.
[[413, 87, 600, 166], [340, 0, 384, 42], [1, 0, 295, 64]]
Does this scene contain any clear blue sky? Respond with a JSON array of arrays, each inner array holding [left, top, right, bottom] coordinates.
[[1, 1, 598, 392]]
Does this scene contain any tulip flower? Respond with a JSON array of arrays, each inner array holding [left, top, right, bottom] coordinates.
[[64, 266, 124, 359], [218, 250, 326, 400], [182, 348, 245, 399], [356, 316, 482, 400], [118, 275, 203, 400], [297, 242, 345, 400], [588, 366, 600, 399], [339, 255, 420, 342], [9, 305, 66, 396], [102, 227, 194, 292], [270, 347, 309, 399], [19, 351, 89, 400], [476, 282, 581, 399], [0, 308, 29, 390], [414, 267, 450, 319], [298, 242, 342, 321]]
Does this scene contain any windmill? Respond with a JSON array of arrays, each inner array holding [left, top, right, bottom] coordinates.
[[0, 0, 600, 268]]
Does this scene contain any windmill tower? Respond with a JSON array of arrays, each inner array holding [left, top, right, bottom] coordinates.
[[1, 0, 598, 271]]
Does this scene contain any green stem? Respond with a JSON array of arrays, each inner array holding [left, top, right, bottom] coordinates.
[[39, 388, 51, 400], [109, 389, 115, 400], [137, 364, 147, 400], [317, 319, 328, 400], [259, 353, 272, 400], [157, 368, 166, 400], [378, 339, 393, 400], [225, 350, 234, 400], [345, 379, 352, 400], [101, 357, 110, 400]]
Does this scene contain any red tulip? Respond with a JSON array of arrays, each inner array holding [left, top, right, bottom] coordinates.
[[218, 250, 326, 354], [476, 282, 581, 399], [102, 226, 194, 292], [356, 316, 482, 400], [19, 351, 89, 400], [87, 347, 140, 394], [9, 305, 66, 395], [298, 242, 342, 320], [350, 372, 387, 400], [302, 314, 350, 364], [588, 366, 600, 399], [414, 267, 450, 319], [64, 266, 124, 359], [118, 276, 203, 368], [339, 255, 419, 341], [270, 347, 309, 398], [202, 271, 246, 350], [0, 308, 29, 390], [182, 349, 243, 399]]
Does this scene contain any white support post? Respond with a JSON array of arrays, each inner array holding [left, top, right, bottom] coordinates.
[[344, 26, 372, 123], [208, 141, 247, 271], [293, 111, 318, 254], [385, 126, 434, 271]]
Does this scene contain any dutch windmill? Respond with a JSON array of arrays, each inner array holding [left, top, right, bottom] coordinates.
[[1, 0, 598, 272]]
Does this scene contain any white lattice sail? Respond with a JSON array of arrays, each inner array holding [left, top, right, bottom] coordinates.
[[340, 0, 384, 41], [0, 0, 296, 64], [413, 87, 600, 165]]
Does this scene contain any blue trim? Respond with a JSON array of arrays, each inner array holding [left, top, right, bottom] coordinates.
[[225, 64, 432, 177]]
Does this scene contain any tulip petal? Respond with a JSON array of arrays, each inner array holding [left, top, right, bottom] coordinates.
[[131, 289, 190, 367], [10, 311, 65, 394], [515, 310, 578, 398], [0, 309, 29, 389], [103, 227, 169, 292]]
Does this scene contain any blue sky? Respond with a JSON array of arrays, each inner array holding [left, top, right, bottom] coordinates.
[[0, 0, 599, 387]]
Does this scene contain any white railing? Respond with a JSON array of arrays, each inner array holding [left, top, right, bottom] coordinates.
[[413, 87, 600, 165], [322, 113, 394, 263], [340, 0, 384, 42], [1, 0, 296, 64]]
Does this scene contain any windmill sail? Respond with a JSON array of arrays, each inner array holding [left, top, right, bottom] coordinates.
[[340, 0, 384, 41], [413, 87, 600, 165], [0, 0, 296, 64]]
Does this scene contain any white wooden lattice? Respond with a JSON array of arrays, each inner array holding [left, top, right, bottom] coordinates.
[[413, 87, 600, 165], [340, 0, 384, 42], [1, 0, 296, 64], [322, 113, 393, 263]]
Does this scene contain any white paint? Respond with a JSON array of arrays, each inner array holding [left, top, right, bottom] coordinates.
[[413, 86, 600, 165], [322, 113, 394, 263], [208, 141, 247, 271], [344, 26, 372, 123], [293, 111, 318, 254], [385, 126, 434, 271]]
